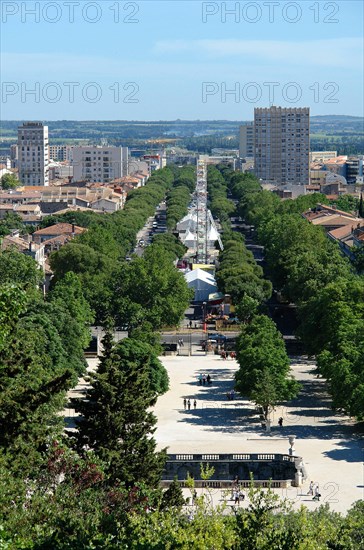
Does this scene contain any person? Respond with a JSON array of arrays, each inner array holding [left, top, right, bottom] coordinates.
[[313, 484, 321, 501], [239, 490, 245, 501], [307, 481, 314, 495], [189, 320, 192, 329], [202, 374, 206, 385], [193, 399, 197, 409], [180, 338, 184, 347], [187, 399, 191, 410], [207, 374, 211, 385], [183, 398, 187, 410], [221, 350, 226, 360], [234, 490, 240, 505], [278, 417, 283, 427], [198, 373, 203, 386]]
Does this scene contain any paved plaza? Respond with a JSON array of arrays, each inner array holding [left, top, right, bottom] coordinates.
[[154, 354, 364, 514]]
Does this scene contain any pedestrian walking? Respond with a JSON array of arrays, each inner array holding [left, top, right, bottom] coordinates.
[[183, 398, 187, 410], [313, 484, 321, 501], [193, 400, 197, 409], [207, 374, 211, 385], [198, 373, 203, 386], [307, 481, 314, 495], [180, 338, 184, 347], [189, 320, 192, 329], [202, 374, 206, 385], [234, 491, 240, 505], [187, 399, 191, 410], [278, 417, 283, 427]]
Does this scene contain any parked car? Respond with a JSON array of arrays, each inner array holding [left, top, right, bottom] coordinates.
[[201, 339, 217, 350], [208, 333, 227, 342]]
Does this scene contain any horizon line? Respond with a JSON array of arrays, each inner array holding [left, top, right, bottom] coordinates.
[[1, 114, 363, 123]]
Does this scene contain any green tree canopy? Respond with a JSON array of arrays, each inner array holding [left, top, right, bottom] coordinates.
[[235, 315, 299, 418], [0, 173, 19, 189], [0, 248, 43, 288], [75, 335, 167, 487]]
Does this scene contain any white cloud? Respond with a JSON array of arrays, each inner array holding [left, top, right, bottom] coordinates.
[[153, 38, 363, 68]]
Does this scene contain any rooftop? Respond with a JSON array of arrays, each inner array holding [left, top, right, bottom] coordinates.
[[33, 222, 86, 236]]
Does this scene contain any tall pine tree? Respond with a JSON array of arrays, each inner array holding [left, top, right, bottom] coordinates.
[[75, 334, 166, 488]]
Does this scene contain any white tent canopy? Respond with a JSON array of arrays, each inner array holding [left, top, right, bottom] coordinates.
[[207, 226, 220, 244], [184, 268, 218, 302], [183, 230, 197, 248], [176, 212, 198, 232]]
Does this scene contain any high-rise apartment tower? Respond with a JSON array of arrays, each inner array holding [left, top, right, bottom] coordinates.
[[254, 106, 310, 185], [18, 122, 49, 186]]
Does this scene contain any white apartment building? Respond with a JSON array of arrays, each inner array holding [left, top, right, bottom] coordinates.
[[239, 122, 254, 158], [18, 122, 49, 186], [48, 162, 74, 181], [49, 145, 67, 161], [310, 151, 337, 163], [254, 106, 310, 186], [72, 146, 128, 183]]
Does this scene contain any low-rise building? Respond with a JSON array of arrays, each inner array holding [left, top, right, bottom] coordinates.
[[1, 233, 45, 271], [310, 151, 337, 163], [328, 222, 364, 260], [302, 204, 361, 232], [0, 190, 42, 205], [72, 146, 128, 183], [32, 222, 86, 244]]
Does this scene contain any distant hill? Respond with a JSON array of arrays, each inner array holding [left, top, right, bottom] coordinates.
[[1, 116, 363, 156]]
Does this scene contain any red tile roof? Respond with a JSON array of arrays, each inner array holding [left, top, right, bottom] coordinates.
[[33, 223, 85, 236]]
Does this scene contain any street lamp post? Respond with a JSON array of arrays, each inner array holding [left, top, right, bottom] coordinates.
[[203, 301, 207, 332]]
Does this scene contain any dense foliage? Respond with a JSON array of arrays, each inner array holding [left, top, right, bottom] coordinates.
[[0, 173, 19, 189], [165, 166, 195, 230], [50, 167, 191, 327], [235, 315, 299, 419], [1, 163, 363, 547], [216, 235, 272, 311], [207, 165, 236, 225], [0, 251, 92, 475], [75, 334, 168, 488], [0, 212, 29, 237], [219, 169, 364, 420]]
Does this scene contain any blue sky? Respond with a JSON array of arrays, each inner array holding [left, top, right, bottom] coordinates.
[[1, 0, 363, 120]]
